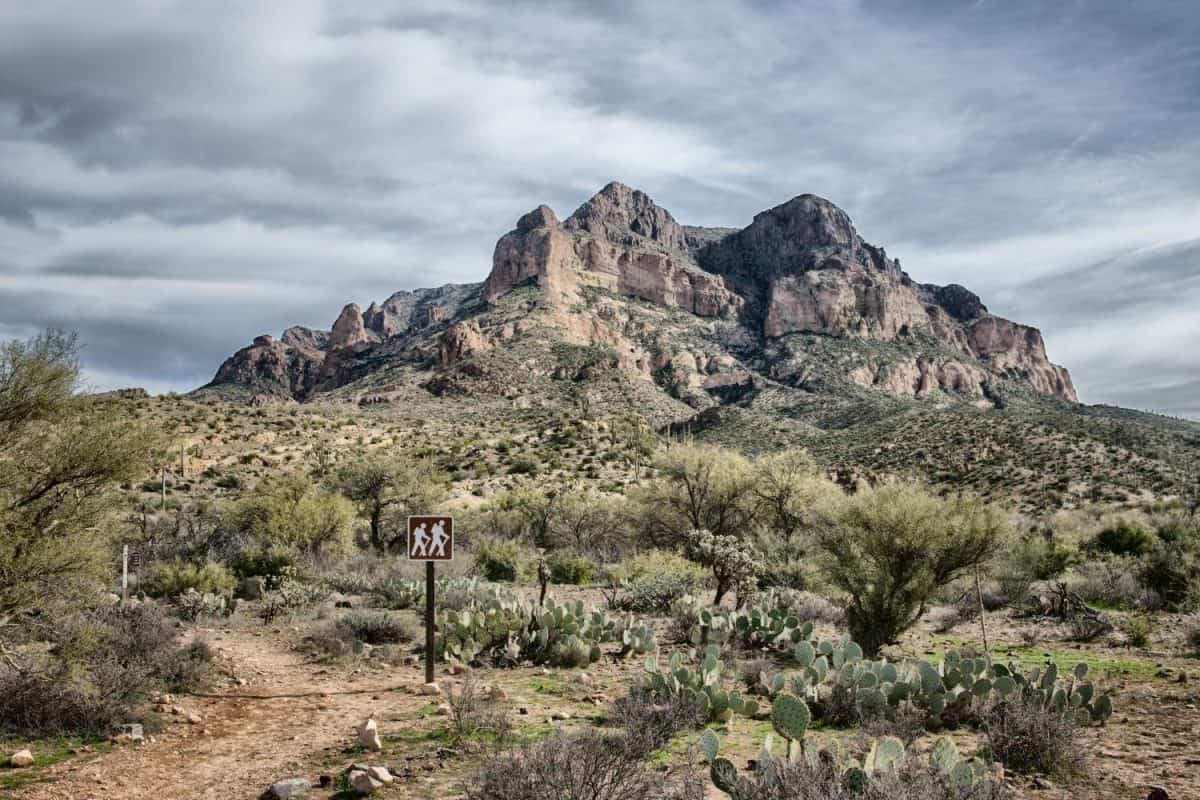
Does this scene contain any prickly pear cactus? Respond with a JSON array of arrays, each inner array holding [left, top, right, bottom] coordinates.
[[770, 693, 810, 744]]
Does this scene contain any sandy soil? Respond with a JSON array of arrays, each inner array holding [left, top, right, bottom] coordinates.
[[11, 610, 1200, 800]]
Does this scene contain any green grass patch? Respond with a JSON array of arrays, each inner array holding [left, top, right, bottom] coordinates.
[[521, 677, 567, 696], [1001, 646, 1158, 680], [0, 737, 111, 796]]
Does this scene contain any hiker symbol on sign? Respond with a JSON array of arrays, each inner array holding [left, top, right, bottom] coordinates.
[[408, 516, 453, 561]]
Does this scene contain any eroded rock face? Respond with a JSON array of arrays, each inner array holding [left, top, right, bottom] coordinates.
[[203, 182, 1076, 405], [207, 331, 324, 399], [202, 286, 479, 400], [482, 182, 742, 318], [328, 304, 369, 350]]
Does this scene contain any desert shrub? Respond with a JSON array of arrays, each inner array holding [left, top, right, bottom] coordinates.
[[982, 694, 1086, 777], [173, 589, 237, 622], [259, 568, 326, 623], [143, 560, 236, 598], [815, 482, 1008, 656], [1067, 558, 1141, 609], [633, 443, 756, 549], [1185, 616, 1200, 655], [994, 531, 1071, 605], [1118, 612, 1154, 648], [226, 473, 355, 568], [337, 611, 415, 645], [546, 550, 597, 585], [755, 555, 810, 591], [475, 538, 526, 582], [445, 677, 512, 743], [619, 574, 699, 614], [1137, 543, 1198, 611], [1088, 518, 1153, 556], [465, 729, 676, 800], [751, 588, 845, 627], [608, 687, 706, 758], [1068, 612, 1112, 643], [508, 455, 540, 475], [0, 605, 213, 736], [611, 550, 707, 613]]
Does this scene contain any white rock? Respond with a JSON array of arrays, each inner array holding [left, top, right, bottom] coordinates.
[[9, 750, 34, 767], [436, 703, 452, 716], [419, 682, 441, 696], [366, 765, 393, 784], [350, 770, 383, 794], [356, 717, 382, 751]]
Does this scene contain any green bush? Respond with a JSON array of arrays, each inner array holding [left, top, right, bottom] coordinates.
[[1119, 612, 1154, 648], [1089, 518, 1153, 556], [475, 538, 526, 582], [335, 611, 416, 645], [546, 550, 597, 585], [815, 482, 1008, 656], [609, 549, 707, 613], [143, 561, 236, 598], [1138, 543, 1198, 611]]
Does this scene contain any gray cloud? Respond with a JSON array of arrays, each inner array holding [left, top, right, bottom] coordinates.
[[0, 0, 1197, 416]]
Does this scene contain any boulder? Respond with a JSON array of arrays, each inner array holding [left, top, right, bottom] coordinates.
[[9, 750, 34, 768], [265, 777, 311, 799], [349, 770, 383, 794], [356, 717, 382, 751], [365, 766, 393, 784]]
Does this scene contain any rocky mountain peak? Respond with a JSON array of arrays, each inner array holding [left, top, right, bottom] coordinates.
[[934, 284, 988, 322], [516, 204, 559, 231], [329, 303, 368, 350], [563, 181, 687, 251]]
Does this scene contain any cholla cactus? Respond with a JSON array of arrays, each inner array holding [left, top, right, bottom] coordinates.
[[684, 528, 762, 606]]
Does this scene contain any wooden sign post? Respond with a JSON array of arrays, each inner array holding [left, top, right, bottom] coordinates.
[[408, 515, 454, 684]]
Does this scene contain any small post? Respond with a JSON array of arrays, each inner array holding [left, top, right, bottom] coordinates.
[[180, 442, 186, 479], [975, 565, 989, 654], [121, 544, 129, 605], [425, 560, 435, 685], [161, 467, 166, 512]]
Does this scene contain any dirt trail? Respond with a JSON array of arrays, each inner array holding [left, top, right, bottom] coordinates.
[[22, 627, 428, 800]]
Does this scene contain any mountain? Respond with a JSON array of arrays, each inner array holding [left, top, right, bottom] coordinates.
[[199, 181, 1074, 408], [192, 182, 1200, 511]]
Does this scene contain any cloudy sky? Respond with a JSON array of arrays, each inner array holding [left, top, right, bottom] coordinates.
[[1, 1, 1198, 418]]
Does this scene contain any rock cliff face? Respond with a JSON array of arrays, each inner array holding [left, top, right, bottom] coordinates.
[[200, 182, 1076, 405], [201, 285, 481, 400], [482, 182, 742, 318]]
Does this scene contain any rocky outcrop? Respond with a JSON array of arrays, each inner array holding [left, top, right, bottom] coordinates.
[[850, 357, 990, 397], [328, 304, 370, 350], [562, 181, 688, 251], [201, 287, 479, 401], [206, 333, 324, 399], [363, 284, 481, 338], [482, 182, 742, 318], [202, 182, 1077, 406], [439, 321, 490, 367]]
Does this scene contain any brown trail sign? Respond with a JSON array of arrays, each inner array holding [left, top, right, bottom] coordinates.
[[408, 515, 453, 684], [407, 515, 454, 561]]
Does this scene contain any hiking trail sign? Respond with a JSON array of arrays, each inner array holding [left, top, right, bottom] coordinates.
[[408, 515, 453, 684], [407, 515, 453, 560]]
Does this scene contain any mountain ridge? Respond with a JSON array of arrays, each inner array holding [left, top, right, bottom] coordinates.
[[196, 182, 1076, 411]]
